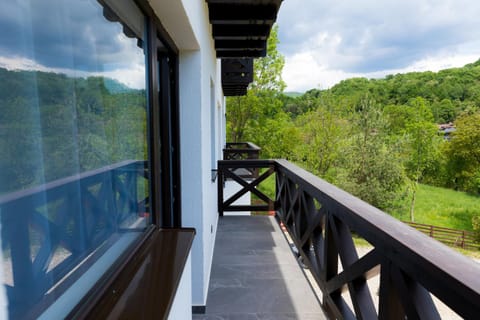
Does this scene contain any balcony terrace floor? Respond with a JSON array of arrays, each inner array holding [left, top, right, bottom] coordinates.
[[193, 215, 326, 320]]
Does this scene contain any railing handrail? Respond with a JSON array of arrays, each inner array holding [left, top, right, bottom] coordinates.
[[0, 160, 145, 204], [219, 159, 274, 167], [218, 158, 480, 319], [274, 159, 480, 316], [224, 142, 261, 151]]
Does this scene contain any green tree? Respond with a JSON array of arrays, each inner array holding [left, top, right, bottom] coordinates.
[[337, 96, 406, 211], [226, 94, 261, 143], [250, 25, 286, 93], [253, 111, 300, 159], [446, 112, 480, 193], [382, 97, 440, 220], [383, 104, 416, 135], [296, 95, 348, 178], [431, 98, 456, 123], [226, 24, 285, 143], [404, 121, 440, 221]]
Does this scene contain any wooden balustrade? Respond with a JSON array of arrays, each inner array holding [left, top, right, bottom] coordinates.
[[218, 160, 275, 215], [223, 142, 261, 160], [223, 142, 261, 179], [217, 158, 480, 319], [0, 160, 149, 318]]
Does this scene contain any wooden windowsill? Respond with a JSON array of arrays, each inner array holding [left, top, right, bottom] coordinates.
[[68, 227, 195, 319]]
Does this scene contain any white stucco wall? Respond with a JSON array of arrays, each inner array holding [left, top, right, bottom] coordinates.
[[150, 0, 225, 308], [178, 50, 206, 307], [168, 254, 192, 320]]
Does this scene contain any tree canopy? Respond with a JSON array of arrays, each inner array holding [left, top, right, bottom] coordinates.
[[226, 48, 480, 219]]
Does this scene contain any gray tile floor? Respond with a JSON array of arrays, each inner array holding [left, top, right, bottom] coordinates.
[[193, 216, 327, 320]]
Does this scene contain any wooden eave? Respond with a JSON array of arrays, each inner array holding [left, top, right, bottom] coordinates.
[[223, 87, 248, 96], [215, 39, 266, 50], [222, 59, 254, 84], [206, 0, 282, 95]]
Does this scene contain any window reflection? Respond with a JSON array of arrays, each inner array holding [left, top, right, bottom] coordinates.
[[0, 0, 149, 317]]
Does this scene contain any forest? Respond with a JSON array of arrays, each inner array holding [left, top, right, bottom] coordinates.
[[0, 67, 148, 195], [227, 26, 480, 228]]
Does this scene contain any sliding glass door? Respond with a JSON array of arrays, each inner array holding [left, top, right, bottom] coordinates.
[[0, 0, 181, 317]]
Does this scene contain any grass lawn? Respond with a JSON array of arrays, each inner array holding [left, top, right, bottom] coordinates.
[[252, 169, 276, 199], [253, 175, 480, 256], [256, 176, 480, 231], [393, 184, 480, 231]]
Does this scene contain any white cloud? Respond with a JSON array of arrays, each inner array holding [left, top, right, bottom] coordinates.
[[101, 63, 145, 90], [277, 0, 480, 92], [283, 52, 480, 92], [0, 55, 146, 90], [282, 52, 354, 91], [0, 56, 47, 72]]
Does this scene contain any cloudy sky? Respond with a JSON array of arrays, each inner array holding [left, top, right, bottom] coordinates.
[[0, 0, 145, 89], [276, 0, 480, 92]]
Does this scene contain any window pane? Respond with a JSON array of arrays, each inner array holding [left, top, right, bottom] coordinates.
[[0, 0, 149, 317]]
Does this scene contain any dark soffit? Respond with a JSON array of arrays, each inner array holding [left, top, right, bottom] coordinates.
[[206, 0, 282, 95]]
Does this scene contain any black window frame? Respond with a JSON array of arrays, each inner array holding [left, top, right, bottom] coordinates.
[[141, 1, 182, 228]]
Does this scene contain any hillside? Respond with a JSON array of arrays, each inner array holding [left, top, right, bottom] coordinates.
[[229, 58, 480, 220], [284, 58, 480, 123], [393, 184, 480, 231]]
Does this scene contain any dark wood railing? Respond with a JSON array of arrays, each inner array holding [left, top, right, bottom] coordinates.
[[404, 221, 480, 250], [218, 160, 275, 214], [223, 142, 261, 160], [223, 142, 261, 179], [218, 158, 480, 319], [0, 160, 148, 318]]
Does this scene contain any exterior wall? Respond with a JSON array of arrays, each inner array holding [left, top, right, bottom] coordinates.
[[168, 254, 192, 320], [149, 0, 224, 308]]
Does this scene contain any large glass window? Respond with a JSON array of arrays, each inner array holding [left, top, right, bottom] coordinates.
[[0, 0, 149, 317]]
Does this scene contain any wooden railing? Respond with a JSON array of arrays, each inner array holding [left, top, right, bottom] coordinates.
[[223, 142, 261, 160], [218, 158, 480, 319], [223, 142, 261, 179], [218, 160, 275, 214], [404, 221, 480, 250], [0, 160, 149, 318]]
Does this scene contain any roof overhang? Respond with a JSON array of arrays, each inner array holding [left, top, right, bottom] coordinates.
[[206, 0, 282, 96], [221, 59, 253, 96]]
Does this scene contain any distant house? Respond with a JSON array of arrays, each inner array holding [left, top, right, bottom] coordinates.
[[438, 122, 456, 140]]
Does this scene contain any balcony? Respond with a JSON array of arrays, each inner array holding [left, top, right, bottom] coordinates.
[[205, 143, 480, 319], [195, 215, 325, 318]]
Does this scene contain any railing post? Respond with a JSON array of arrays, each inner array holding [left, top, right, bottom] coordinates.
[[322, 212, 342, 319], [3, 203, 36, 303], [217, 162, 224, 217], [378, 260, 406, 320]]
